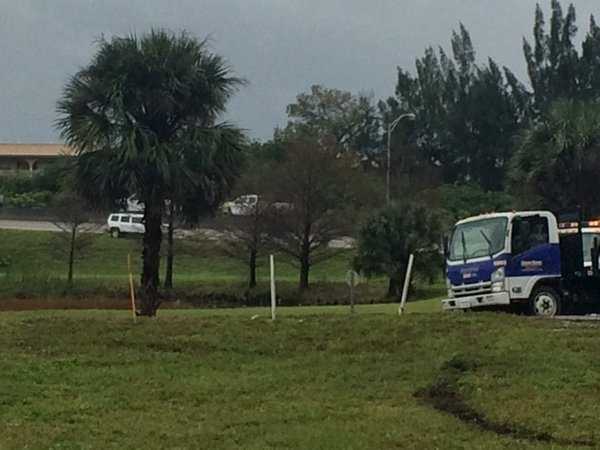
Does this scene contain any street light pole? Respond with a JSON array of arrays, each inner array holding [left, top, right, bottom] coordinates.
[[386, 113, 416, 205]]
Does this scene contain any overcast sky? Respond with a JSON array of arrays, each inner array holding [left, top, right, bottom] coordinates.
[[0, 0, 598, 143]]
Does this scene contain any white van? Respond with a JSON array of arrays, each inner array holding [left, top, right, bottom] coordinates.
[[107, 213, 144, 238]]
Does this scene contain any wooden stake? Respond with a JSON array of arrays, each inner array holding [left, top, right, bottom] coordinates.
[[127, 253, 137, 322]]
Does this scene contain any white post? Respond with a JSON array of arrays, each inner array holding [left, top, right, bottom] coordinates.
[[270, 254, 276, 321], [399, 254, 415, 315], [350, 271, 355, 314]]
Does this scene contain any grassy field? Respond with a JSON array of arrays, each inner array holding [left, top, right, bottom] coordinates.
[[0, 229, 355, 283], [1, 306, 599, 449], [0, 229, 445, 307]]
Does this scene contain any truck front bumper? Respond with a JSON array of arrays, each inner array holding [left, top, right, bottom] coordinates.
[[442, 291, 510, 311]]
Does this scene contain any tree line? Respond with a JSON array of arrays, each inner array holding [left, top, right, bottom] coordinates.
[[384, 0, 600, 209], [48, 1, 600, 316]]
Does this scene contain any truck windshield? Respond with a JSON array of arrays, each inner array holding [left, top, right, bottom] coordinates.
[[449, 217, 508, 261]]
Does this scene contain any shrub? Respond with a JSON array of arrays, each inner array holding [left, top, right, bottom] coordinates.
[[4, 191, 53, 208]]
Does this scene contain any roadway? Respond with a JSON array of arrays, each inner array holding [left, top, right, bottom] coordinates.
[[0, 220, 103, 233], [0, 219, 356, 247]]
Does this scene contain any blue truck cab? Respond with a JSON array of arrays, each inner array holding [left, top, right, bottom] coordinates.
[[443, 211, 566, 315], [443, 210, 600, 316]]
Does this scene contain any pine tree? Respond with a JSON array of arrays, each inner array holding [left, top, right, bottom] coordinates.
[[391, 24, 527, 190], [581, 15, 600, 99], [523, 0, 600, 111]]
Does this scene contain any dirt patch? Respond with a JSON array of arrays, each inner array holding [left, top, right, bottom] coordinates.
[[415, 356, 595, 447], [0, 297, 129, 311], [0, 281, 401, 311], [0, 297, 194, 311]]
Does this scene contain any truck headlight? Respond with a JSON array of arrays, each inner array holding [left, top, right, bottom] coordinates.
[[491, 267, 505, 283], [491, 267, 505, 292]]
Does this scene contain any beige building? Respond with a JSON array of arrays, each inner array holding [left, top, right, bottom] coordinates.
[[0, 144, 73, 174]]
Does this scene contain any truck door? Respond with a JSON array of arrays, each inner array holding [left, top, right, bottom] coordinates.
[[507, 214, 560, 298]]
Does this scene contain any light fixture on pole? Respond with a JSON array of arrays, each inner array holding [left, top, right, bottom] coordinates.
[[386, 113, 416, 205]]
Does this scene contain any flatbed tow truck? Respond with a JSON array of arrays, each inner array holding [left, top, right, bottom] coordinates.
[[442, 211, 600, 316]]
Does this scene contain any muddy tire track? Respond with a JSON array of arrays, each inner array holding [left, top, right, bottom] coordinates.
[[415, 356, 595, 447]]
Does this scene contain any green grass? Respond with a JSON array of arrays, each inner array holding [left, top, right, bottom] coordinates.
[[0, 229, 354, 283], [1, 308, 599, 449], [0, 229, 445, 306], [158, 298, 442, 316]]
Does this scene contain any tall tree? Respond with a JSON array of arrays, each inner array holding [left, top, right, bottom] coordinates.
[[391, 24, 529, 191], [57, 30, 245, 316], [282, 85, 380, 155], [50, 191, 95, 287], [377, 98, 442, 198], [266, 138, 363, 291], [580, 15, 600, 99], [510, 100, 600, 215], [220, 203, 270, 289], [524, 1, 578, 111], [523, 1, 600, 112], [218, 159, 274, 289]]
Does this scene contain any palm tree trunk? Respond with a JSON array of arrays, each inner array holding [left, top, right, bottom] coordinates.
[[68, 226, 76, 288], [140, 202, 163, 316], [164, 204, 175, 290]]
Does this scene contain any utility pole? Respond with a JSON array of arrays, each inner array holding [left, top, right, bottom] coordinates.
[[386, 113, 416, 205]]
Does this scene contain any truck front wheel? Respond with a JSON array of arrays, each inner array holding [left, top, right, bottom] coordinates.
[[530, 286, 561, 317]]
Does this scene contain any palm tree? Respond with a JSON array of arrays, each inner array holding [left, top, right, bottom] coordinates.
[[510, 100, 600, 216], [57, 30, 246, 316]]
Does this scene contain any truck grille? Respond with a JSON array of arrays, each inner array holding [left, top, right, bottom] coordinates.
[[452, 281, 492, 298]]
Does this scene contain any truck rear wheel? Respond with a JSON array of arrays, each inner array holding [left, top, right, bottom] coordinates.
[[530, 286, 561, 317]]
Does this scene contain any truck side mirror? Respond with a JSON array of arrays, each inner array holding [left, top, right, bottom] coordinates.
[[442, 235, 450, 259]]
